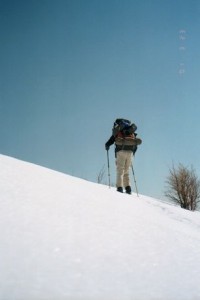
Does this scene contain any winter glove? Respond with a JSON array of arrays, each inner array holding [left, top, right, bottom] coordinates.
[[105, 144, 109, 151]]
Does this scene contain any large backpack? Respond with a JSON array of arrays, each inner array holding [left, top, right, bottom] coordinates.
[[112, 118, 141, 147], [112, 118, 137, 137]]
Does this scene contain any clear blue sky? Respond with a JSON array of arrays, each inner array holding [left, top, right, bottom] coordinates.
[[1, 0, 200, 199]]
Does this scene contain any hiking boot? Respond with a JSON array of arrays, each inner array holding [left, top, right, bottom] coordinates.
[[125, 186, 132, 194], [117, 187, 123, 193]]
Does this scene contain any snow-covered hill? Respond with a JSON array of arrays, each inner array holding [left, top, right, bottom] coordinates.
[[1, 154, 200, 300]]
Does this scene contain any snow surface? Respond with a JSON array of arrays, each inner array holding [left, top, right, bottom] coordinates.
[[1, 154, 200, 300]]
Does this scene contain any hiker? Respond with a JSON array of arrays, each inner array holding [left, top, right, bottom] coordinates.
[[105, 118, 142, 194]]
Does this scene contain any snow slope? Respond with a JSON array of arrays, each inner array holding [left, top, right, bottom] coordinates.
[[1, 154, 200, 300]]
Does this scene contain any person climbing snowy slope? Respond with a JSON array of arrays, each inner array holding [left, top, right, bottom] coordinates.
[[105, 118, 142, 194]]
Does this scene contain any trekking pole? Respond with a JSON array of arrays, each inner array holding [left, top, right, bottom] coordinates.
[[106, 150, 111, 188], [131, 163, 139, 197]]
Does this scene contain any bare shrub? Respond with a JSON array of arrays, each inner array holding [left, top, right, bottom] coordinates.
[[97, 165, 106, 184], [165, 163, 200, 211]]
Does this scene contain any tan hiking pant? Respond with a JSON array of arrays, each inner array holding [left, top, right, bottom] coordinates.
[[116, 150, 133, 188]]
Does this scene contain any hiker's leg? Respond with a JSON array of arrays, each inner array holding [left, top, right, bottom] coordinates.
[[123, 151, 133, 188], [116, 151, 126, 189]]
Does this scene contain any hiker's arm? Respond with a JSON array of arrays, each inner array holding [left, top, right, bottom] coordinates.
[[105, 135, 115, 150]]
